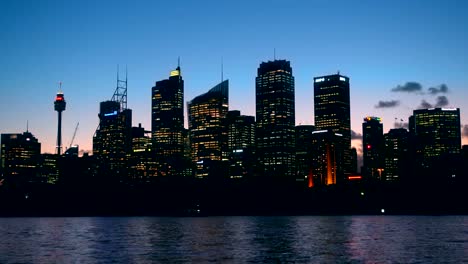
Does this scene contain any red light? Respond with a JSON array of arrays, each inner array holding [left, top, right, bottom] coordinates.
[[366, 144, 371, 149], [56, 96, 63, 101], [348, 175, 362, 180]]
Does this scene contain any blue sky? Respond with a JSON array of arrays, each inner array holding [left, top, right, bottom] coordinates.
[[1, 0, 468, 154]]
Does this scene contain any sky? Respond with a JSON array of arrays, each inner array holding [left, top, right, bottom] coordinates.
[[1, 0, 468, 156]]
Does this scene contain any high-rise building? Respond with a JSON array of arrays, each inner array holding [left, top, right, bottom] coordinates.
[[362, 116, 384, 180], [295, 125, 315, 181], [39, 154, 59, 184], [311, 130, 342, 186], [314, 73, 351, 183], [151, 65, 185, 176], [412, 108, 461, 175], [188, 80, 229, 178], [383, 128, 410, 182], [256, 60, 295, 178], [227, 110, 255, 179], [1, 131, 41, 184], [129, 123, 157, 180], [93, 100, 132, 181]]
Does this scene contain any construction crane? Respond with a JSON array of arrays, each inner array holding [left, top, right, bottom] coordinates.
[[69, 122, 79, 148]]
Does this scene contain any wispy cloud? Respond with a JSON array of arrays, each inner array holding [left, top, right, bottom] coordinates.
[[428, 84, 449, 95], [435, 95, 449, 107], [394, 122, 409, 129], [351, 130, 362, 140], [392, 82, 423, 93], [375, 100, 400, 108], [419, 100, 433, 109]]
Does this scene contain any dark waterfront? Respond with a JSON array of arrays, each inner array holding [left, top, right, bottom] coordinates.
[[0, 216, 466, 263]]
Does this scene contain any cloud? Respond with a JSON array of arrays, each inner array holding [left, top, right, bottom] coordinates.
[[351, 130, 362, 140], [375, 100, 400, 108], [435, 95, 449, 107], [463, 125, 468, 138], [392, 82, 423, 93], [428, 84, 449, 95], [394, 122, 409, 129], [419, 100, 433, 109]]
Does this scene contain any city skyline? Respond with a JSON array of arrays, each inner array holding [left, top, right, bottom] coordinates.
[[2, 0, 468, 155]]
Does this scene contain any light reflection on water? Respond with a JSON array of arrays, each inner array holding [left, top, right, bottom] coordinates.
[[0, 216, 466, 263]]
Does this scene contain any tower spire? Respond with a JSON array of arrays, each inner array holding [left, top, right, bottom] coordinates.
[[221, 57, 224, 82], [274, 48, 276, 60]]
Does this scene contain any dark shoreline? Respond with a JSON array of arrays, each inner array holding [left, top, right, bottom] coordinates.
[[1, 177, 467, 217]]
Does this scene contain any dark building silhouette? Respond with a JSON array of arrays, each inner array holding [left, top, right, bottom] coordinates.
[[314, 73, 351, 183], [54, 89, 66, 155], [256, 60, 295, 178], [227, 110, 255, 179], [362, 116, 384, 180], [1, 131, 41, 185], [188, 80, 229, 178], [412, 108, 461, 165], [295, 125, 315, 181], [383, 128, 410, 182], [39, 154, 59, 184], [412, 108, 461, 181], [311, 130, 342, 186], [93, 100, 132, 181], [151, 65, 185, 176], [129, 124, 157, 180]]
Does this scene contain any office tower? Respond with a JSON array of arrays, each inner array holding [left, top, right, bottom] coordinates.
[[311, 130, 342, 185], [383, 128, 410, 182], [129, 124, 157, 180], [362, 116, 384, 180], [412, 108, 461, 179], [39, 154, 59, 184], [314, 73, 351, 183], [295, 125, 315, 181], [256, 60, 295, 178], [188, 80, 229, 178], [151, 65, 185, 176], [1, 131, 41, 184], [93, 100, 132, 181], [227, 110, 255, 179], [54, 89, 66, 155]]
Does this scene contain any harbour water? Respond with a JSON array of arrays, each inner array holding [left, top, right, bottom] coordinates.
[[0, 216, 466, 263]]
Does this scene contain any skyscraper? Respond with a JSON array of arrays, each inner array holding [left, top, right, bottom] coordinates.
[[314, 73, 351, 183], [188, 80, 229, 178], [256, 60, 295, 178], [1, 131, 41, 184], [227, 110, 255, 179], [93, 100, 132, 181], [383, 128, 410, 182], [362, 116, 384, 180], [152, 65, 185, 176], [412, 108, 461, 176]]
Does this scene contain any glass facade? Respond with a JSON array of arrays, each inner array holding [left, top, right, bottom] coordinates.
[[227, 110, 255, 179], [413, 108, 461, 169], [151, 66, 185, 176], [93, 100, 132, 181], [314, 74, 351, 182], [256, 60, 295, 178], [1, 131, 41, 184], [188, 80, 229, 178], [384, 128, 410, 182]]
